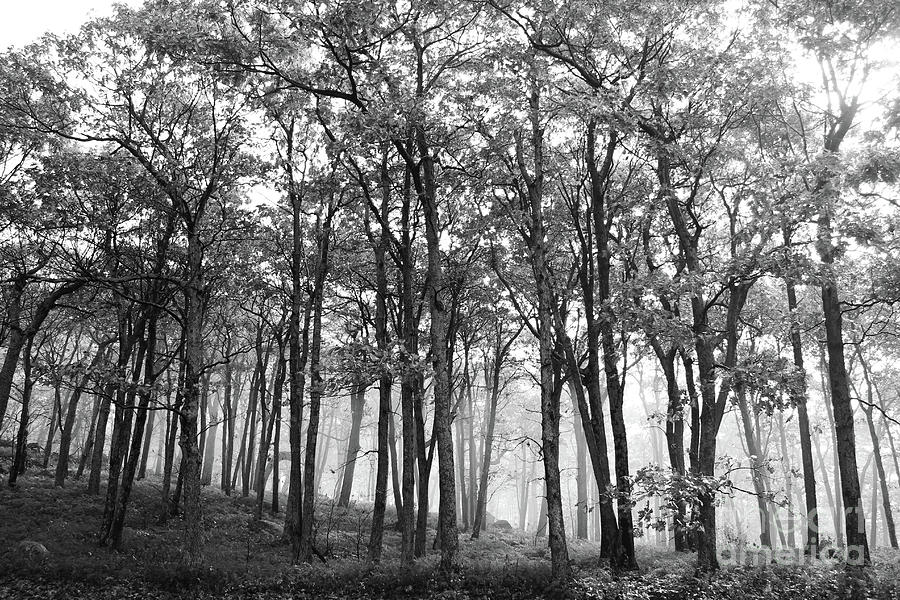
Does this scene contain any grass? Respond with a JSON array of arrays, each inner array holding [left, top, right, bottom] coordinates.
[[2, 473, 900, 598]]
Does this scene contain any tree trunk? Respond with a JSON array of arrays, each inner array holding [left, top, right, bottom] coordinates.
[[735, 382, 772, 548], [243, 344, 262, 497], [76, 393, 101, 479], [285, 119, 313, 558], [857, 348, 898, 548], [653, 349, 688, 551], [137, 402, 155, 481], [397, 82, 459, 570], [8, 337, 35, 487], [299, 206, 333, 563], [41, 386, 61, 469], [56, 342, 110, 486], [270, 349, 286, 514], [88, 383, 114, 495], [177, 227, 206, 566], [160, 349, 185, 523], [784, 261, 819, 555], [101, 318, 146, 542], [338, 382, 366, 507], [573, 396, 588, 540], [314, 409, 334, 497], [776, 411, 796, 548], [518, 86, 570, 581], [110, 310, 161, 549], [388, 399, 404, 519], [472, 330, 515, 538], [221, 362, 235, 494], [201, 374, 218, 486], [454, 387, 469, 533], [586, 122, 638, 571]]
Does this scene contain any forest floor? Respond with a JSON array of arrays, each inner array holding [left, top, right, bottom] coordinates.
[[1, 474, 899, 599]]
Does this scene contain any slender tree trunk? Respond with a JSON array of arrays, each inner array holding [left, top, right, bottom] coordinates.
[[454, 387, 469, 533], [160, 355, 185, 524], [472, 332, 515, 538], [101, 320, 147, 542], [201, 375, 218, 486], [466, 356, 477, 529], [784, 260, 819, 555], [269, 349, 286, 514], [819, 348, 845, 547], [388, 400, 404, 519], [299, 207, 333, 563], [735, 382, 772, 547], [56, 342, 109, 486], [88, 384, 114, 495], [138, 403, 155, 481], [8, 337, 35, 487], [221, 363, 235, 494], [586, 122, 638, 571], [514, 85, 569, 580], [404, 97, 458, 571], [76, 394, 101, 479], [776, 411, 796, 548], [42, 386, 60, 469], [314, 409, 334, 497], [857, 349, 898, 548], [338, 382, 366, 507], [654, 350, 688, 551], [110, 310, 161, 549], [243, 343, 262, 497], [518, 446, 531, 531], [572, 394, 588, 540]]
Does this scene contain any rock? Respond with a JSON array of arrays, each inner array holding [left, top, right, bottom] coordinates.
[[16, 541, 49, 560], [492, 519, 513, 530]]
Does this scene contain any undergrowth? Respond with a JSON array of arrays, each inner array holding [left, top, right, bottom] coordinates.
[[2, 474, 900, 599]]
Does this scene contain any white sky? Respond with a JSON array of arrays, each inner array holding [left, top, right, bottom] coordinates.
[[0, 0, 140, 48]]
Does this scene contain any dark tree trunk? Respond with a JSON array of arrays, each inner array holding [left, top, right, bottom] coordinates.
[[857, 348, 897, 549], [110, 310, 161, 549], [392, 51, 459, 569], [654, 350, 688, 551], [388, 401, 404, 518], [338, 382, 366, 507], [101, 318, 147, 543], [368, 173, 393, 561], [201, 373, 217, 486], [284, 119, 312, 559], [221, 362, 236, 495], [586, 122, 638, 571], [511, 86, 570, 581], [160, 356, 185, 523], [270, 355, 285, 514], [42, 386, 60, 469], [299, 203, 334, 563], [8, 337, 35, 487], [56, 341, 110, 487], [138, 401, 155, 481], [243, 341, 262, 497], [572, 390, 589, 540], [472, 323, 519, 537], [76, 393, 101, 480], [88, 384, 114, 495], [177, 227, 206, 566], [735, 382, 772, 548], [784, 261, 819, 556]]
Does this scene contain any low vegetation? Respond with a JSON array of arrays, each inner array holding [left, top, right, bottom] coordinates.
[[3, 474, 900, 599]]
